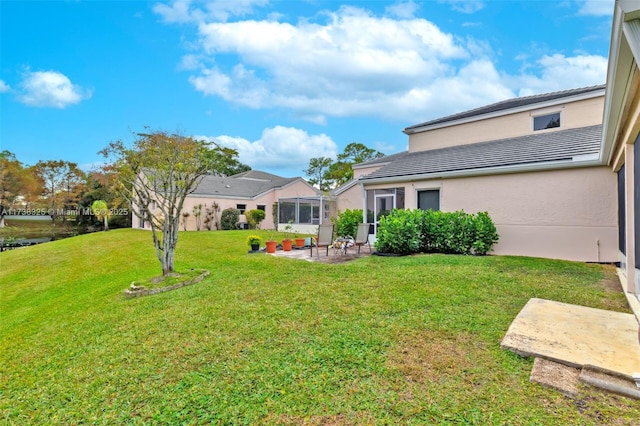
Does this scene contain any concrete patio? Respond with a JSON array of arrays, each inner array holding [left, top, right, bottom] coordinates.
[[266, 245, 373, 263]]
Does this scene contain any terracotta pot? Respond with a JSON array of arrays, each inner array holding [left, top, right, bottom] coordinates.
[[265, 240, 277, 253], [282, 239, 292, 251], [295, 238, 305, 248]]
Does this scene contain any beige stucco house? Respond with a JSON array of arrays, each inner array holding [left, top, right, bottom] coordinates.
[[602, 0, 640, 305], [349, 85, 617, 263], [133, 170, 326, 232], [339, 0, 640, 308]]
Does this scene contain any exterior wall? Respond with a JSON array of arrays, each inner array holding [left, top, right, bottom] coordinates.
[[367, 166, 618, 262], [353, 164, 385, 179], [336, 183, 364, 213], [134, 179, 319, 231], [408, 96, 604, 152]]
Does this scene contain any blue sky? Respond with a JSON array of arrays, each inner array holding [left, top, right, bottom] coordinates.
[[1, 0, 613, 177]]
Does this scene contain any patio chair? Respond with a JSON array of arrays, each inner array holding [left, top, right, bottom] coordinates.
[[311, 224, 334, 257], [354, 223, 372, 255]]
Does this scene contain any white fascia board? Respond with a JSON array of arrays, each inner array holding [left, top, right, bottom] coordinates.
[[358, 159, 603, 185], [404, 89, 605, 135], [601, 3, 626, 165], [601, 6, 640, 165], [352, 161, 391, 170]]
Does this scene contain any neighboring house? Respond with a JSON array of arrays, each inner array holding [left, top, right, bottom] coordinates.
[[602, 0, 640, 303], [133, 170, 322, 231], [347, 85, 617, 263]]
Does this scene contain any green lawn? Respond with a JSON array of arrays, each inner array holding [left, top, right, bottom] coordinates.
[[1, 229, 639, 425]]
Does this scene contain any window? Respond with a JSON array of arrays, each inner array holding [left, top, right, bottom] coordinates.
[[533, 112, 560, 131], [236, 204, 246, 214], [139, 217, 145, 228], [257, 205, 265, 211], [417, 189, 440, 211], [277, 197, 327, 225]]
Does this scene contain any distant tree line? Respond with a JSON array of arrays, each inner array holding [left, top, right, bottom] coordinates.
[[0, 137, 250, 231]]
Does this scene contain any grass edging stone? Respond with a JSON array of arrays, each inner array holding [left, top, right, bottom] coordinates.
[[124, 269, 210, 298]]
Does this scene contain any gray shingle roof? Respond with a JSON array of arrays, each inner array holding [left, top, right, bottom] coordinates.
[[404, 85, 605, 133], [191, 171, 308, 198], [360, 125, 602, 181]]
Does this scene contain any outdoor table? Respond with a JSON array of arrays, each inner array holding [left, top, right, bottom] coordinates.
[[334, 237, 351, 256]]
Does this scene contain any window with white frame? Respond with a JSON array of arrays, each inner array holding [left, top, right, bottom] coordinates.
[[533, 112, 560, 131], [417, 189, 440, 211]]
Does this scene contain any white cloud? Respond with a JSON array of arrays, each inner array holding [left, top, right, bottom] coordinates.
[[159, 3, 609, 125], [514, 54, 607, 96], [440, 0, 485, 14], [153, 0, 198, 23], [185, 6, 469, 122], [17, 70, 92, 108], [154, 0, 268, 23], [197, 126, 338, 175], [0, 80, 10, 93], [385, 1, 420, 19], [576, 0, 613, 16]]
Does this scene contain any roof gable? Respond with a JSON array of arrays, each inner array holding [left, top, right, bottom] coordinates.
[[191, 171, 312, 199]]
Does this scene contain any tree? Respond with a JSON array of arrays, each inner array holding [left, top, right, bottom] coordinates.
[[303, 143, 385, 190], [33, 160, 86, 224], [303, 157, 333, 191], [338, 142, 385, 164], [203, 142, 251, 176], [91, 200, 110, 231], [324, 161, 353, 188], [192, 203, 203, 231], [100, 130, 215, 276], [0, 151, 36, 226]]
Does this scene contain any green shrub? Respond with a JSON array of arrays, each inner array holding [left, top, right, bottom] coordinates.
[[472, 211, 499, 255], [334, 209, 364, 237], [377, 209, 499, 256], [220, 208, 240, 230], [246, 209, 266, 229], [375, 209, 422, 255]]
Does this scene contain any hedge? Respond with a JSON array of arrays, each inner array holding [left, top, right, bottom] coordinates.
[[375, 209, 498, 255]]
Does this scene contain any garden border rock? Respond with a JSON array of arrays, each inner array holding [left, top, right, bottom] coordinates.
[[124, 269, 210, 298]]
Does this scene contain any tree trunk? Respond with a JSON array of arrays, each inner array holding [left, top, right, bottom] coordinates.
[[160, 219, 179, 276], [103, 215, 109, 231]]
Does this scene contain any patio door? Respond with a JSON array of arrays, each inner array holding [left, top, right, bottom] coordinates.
[[374, 194, 394, 233]]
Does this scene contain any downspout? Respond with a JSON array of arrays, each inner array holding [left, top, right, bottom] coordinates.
[[361, 182, 367, 224]]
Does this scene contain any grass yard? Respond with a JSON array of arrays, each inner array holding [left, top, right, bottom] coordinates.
[[1, 229, 639, 425]]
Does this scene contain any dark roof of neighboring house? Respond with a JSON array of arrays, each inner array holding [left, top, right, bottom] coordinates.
[[360, 124, 602, 181], [404, 85, 605, 133], [191, 170, 314, 199]]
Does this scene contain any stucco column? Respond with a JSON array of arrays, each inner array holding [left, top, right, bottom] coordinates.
[[625, 143, 636, 293]]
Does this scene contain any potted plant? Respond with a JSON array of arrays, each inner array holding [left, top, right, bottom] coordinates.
[[282, 221, 294, 251], [246, 235, 262, 252], [294, 237, 306, 248], [265, 230, 278, 254]]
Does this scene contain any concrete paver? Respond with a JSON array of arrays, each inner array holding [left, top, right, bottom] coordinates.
[[501, 298, 640, 377]]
